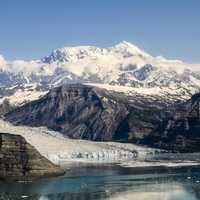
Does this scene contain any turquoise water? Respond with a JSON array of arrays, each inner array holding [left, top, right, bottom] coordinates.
[[0, 164, 200, 200]]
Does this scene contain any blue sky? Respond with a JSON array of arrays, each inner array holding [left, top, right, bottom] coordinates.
[[0, 0, 199, 62]]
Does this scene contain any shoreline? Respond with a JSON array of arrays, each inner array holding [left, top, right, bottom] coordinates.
[[59, 159, 200, 171]]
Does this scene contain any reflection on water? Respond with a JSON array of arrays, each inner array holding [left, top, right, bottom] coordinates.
[[0, 164, 200, 200]]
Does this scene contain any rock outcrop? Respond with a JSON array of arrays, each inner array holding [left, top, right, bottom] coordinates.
[[0, 99, 14, 116], [0, 133, 64, 181]]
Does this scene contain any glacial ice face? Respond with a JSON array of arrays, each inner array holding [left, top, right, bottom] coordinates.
[[0, 119, 162, 165]]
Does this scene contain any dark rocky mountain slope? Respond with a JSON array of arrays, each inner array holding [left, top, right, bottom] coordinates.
[[0, 133, 64, 181], [4, 84, 200, 152], [4, 84, 176, 141], [5, 84, 129, 141], [142, 93, 200, 152]]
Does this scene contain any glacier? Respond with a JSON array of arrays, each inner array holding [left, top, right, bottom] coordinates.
[[0, 119, 199, 168]]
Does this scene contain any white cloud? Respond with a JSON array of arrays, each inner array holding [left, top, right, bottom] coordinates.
[[0, 55, 7, 68]]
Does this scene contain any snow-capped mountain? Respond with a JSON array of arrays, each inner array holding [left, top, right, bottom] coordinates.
[[0, 41, 200, 105], [0, 41, 200, 87]]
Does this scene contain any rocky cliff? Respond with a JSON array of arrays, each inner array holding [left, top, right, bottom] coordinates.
[[0, 133, 64, 181]]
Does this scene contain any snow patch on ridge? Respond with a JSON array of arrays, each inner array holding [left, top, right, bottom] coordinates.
[[0, 88, 46, 106], [85, 83, 198, 100]]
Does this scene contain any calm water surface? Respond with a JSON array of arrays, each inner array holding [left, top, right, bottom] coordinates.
[[0, 164, 200, 200]]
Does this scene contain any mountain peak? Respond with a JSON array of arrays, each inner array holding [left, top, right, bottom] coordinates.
[[113, 41, 151, 57]]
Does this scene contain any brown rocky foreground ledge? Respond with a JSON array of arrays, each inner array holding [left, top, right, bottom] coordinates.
[[0, 132, 64, 181]]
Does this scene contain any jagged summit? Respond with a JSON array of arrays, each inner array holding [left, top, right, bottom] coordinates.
[[43, 45, 104, 63]]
